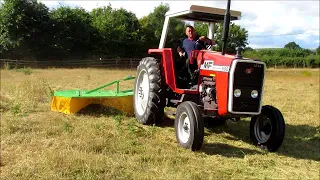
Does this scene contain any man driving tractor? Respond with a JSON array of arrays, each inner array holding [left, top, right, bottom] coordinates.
[[177, 25, 214, 85]]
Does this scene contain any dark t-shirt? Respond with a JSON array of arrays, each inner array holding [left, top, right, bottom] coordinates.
[[182, 36, 202, 59]]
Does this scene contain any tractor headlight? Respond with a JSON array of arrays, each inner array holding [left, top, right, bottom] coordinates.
[[234, 89, 241, 97], [251, 90, 258, 98]]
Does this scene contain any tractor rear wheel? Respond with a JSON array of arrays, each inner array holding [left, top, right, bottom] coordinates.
[[175, 101, 204, 151], [250, 105, 285, 152], [134, 57, 165, 125]]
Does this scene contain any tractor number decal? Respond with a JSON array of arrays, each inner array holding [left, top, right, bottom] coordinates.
[[200, 60, 230, 72]]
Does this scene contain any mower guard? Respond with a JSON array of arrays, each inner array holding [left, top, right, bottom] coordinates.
[[51, 76, 135, 116]]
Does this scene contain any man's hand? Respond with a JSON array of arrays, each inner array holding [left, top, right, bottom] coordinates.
[[199, 36, 206, 41], [177, 46, 185, 57], [199, 36, 214, 45]]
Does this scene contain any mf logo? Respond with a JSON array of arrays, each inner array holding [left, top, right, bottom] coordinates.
[[203, 60, 214, 69]]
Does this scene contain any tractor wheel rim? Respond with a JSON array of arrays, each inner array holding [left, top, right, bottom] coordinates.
[[178, 112, 191, 144], [254, 115, 272, 143], [135, 69, 149, 116]]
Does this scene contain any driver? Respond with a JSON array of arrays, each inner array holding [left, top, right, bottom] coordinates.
[[177, 25, 214, 78]]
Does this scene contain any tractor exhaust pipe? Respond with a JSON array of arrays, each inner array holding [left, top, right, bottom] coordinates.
[[221, 0, 231, 55]]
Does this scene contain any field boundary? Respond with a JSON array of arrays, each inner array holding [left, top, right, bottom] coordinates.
[[0, 58, 142, 69]]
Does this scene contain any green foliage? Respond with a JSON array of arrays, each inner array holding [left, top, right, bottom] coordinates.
[[139, 3, 185, 53], [243, 48, 320, 68], [0, 0, 51, 59], [0, 0, 317, 68], [284, 41, 302, 49], [91, 6, 141, 57], [194, 22, 209, 36], [195, 22, 249, 54], [62, 121, 74, 133], [214, 23, 249, 53], [316, 46, 320, 55], [301, 71, 312, 77], [49, 6, 95, 59], [11, 104, 21, 115], [15, 67, 33, 75]]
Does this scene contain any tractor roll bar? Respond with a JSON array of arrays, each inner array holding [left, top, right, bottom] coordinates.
[[221, 0, 231, 55]]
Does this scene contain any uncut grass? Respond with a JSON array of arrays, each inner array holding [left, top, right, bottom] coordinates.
[[0, 68, 319, 179]]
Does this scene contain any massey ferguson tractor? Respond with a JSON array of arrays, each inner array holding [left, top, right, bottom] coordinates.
[[133, 0, 285, 152]]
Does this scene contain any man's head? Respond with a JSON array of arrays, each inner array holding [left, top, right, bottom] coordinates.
[[185, 25, 196, 39]]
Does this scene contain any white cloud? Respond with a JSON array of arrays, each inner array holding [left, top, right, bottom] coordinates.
[[248, 44, 282, 49], [296, 34, 311, 41]]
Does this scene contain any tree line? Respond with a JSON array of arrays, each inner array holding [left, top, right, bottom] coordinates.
[[0, 0, 318, 68], [243, 42, 320, 68], [0, 0, 248, 61]]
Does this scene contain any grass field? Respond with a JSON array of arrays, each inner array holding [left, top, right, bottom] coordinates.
[[1, 67, 319, 179]]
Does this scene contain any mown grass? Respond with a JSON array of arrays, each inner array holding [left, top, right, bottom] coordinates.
[[1, 67, 319, 179]]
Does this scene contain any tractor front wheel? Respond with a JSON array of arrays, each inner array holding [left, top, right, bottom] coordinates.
[[250, 105, 285, 152], [134, 57, 165, 125], [175, 101, 204, 151]]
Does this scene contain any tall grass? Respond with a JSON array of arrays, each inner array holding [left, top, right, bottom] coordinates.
[[0, 68, 319, 179]]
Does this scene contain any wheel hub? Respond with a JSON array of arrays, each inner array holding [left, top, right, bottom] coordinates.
[[138, 87, 144, 99], [183, 122, 189, 131], [178, 112, 191, 144], [135, 69, 149, 116], [254, 115, 272, 143]]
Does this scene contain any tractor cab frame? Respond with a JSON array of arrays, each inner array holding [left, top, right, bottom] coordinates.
[[158, 5, 241, 49]]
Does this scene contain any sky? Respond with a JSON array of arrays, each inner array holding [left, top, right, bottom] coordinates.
[[2, 0, 319, 49]]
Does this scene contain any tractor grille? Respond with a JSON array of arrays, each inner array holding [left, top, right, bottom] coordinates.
[[230, 61, 265, 113]]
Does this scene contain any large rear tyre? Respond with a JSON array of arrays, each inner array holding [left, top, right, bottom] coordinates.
[[175, 101, 204, 151], [134, 57, 165, 125], [250, 105, 285, 152]]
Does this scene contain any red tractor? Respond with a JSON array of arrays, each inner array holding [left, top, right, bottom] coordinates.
[[133, 1, 285, 152]]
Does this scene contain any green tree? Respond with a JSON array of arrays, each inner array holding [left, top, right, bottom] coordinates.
[[0, 0, 51, 59], [316, 46, 320, 55], [214, 22, 248, 54], [139, 3, 186, 53], [194, 22, 248, 54], [244, 46, 254, 51], [90, 5, 141, 57], [284, 41, 302, 49], [194, 22, 210, 37], [50, 6, 99, 60]]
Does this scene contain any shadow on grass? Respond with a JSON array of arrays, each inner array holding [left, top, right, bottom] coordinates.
[[202, 143, 263, 157], [77, 104, 130, 117], [206, 120, 320, 161], [158, 113, 175, 128], [159, 114, 319, 160]]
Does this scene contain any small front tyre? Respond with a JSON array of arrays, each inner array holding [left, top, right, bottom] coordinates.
[[250, 105, 285, 152], [175, 101, 204, 151]]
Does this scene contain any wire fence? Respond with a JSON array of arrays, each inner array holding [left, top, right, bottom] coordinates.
[[0, 58, 142, 69]]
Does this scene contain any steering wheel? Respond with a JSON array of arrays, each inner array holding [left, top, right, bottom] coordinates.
[[195, 39, 212, 50]]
